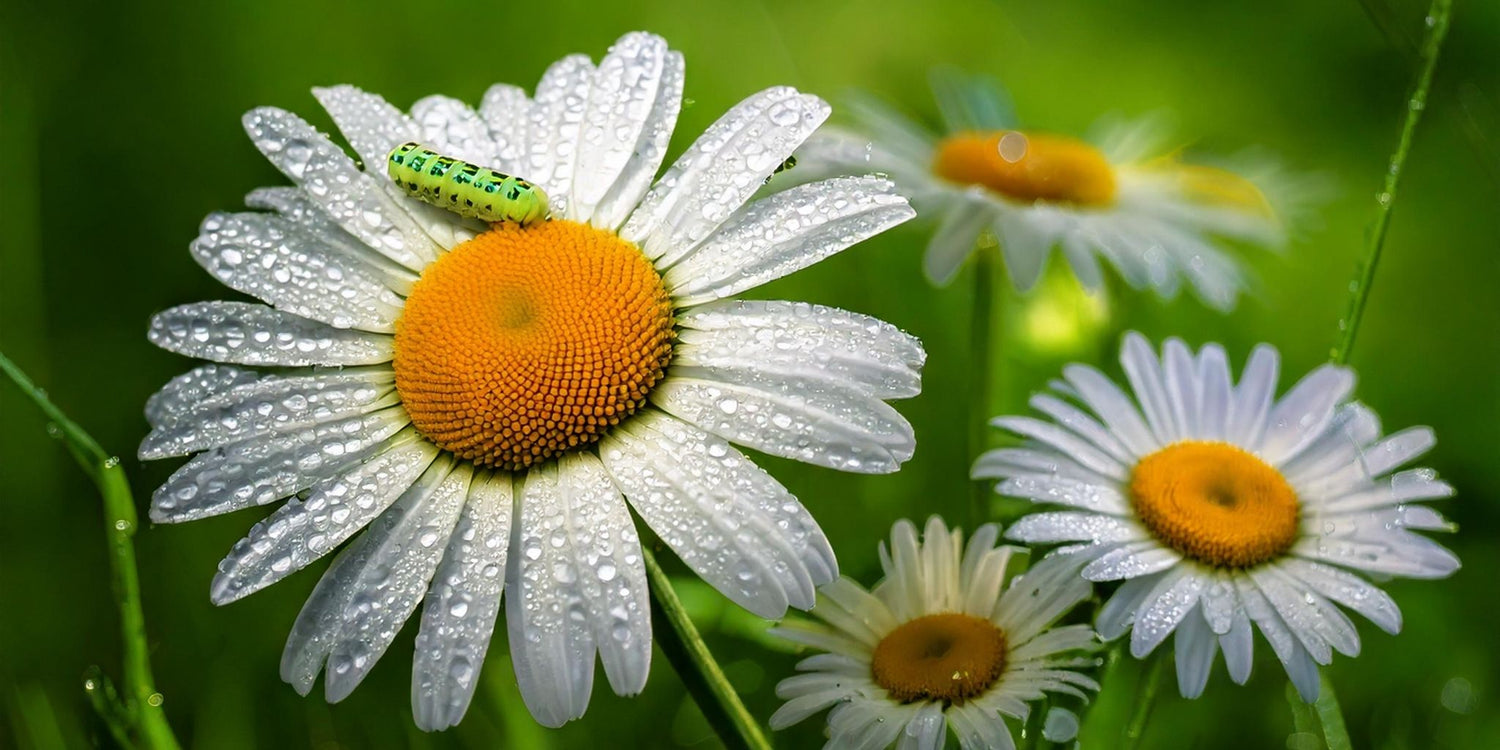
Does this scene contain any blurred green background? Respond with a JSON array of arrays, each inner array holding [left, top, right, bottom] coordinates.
[[3, 0, 1497, 747]]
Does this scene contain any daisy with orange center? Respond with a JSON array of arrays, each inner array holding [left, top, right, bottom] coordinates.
[[973, 332, 1459, 701], [140, 31, 925, 731], [771, 517, 1099, 750], [794, 71, 1290, 309]]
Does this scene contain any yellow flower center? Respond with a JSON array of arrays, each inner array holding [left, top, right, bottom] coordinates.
[[393, 220, 674, 470], [870, 613, 1007, 705], [932, 130, 1117, 206], [1129, 441, 1301, 569]]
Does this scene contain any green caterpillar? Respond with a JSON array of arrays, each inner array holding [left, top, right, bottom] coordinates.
[[386, 142, 550, 227]]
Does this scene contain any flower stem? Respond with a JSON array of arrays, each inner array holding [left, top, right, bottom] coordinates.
[[1332, 0, 1452, 366], [0, 351, 181, 750], [642, 545, 771, 750], [1314, 671, 1353, 750], [1121, 649, 1169, 750], [968, 246, 998, 527]]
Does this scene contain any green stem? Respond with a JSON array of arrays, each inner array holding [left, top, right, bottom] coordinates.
[[642, 545, 771, 750], [1313, 671, 1352, 750], [0, 352, 181, 750], [968, 246, 997, 527], [1121, 650, 1169, 750], [1332, 0, 1452, 366]]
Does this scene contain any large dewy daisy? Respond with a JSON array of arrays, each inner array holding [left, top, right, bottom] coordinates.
[[973, 333, 1458, 701], [771, 517, 1099, 750], [795, 71, 1287, 309], [141, 32, 922, 730]]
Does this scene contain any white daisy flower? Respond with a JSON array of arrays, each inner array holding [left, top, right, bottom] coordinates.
[[141, 31, 923, 731], [795, 70, 1287, 309], [974, 332, 1459, 701], [770, 516, 1099, 750]]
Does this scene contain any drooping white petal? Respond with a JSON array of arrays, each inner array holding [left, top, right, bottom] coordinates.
[[150, 408, 410, 523], [623, 87, 830, 261], [995, 552, 1094, 644], [1220, 606, 1255, 684], [321, 463, 470, 702], [924, 194, 993, 286], [190, 212, 406, 332], [569, 32, 675, 224], [276, 456, 456, 695], [241, 107, 436, 269], [1096, 573, 1164, 640], [139, 370, 396, 460], [1174, 607, 1219, 698], [665, 176, 914, 305], [601, 411, 831, 617], [507, 454, 652, 726], [148, 302, 394, 367], [674, 300, 924, 399], [209, 433, 440, 603], [1278, 557, 1401, 634], [994, 208, 1062, 291], [523, 54, 595, 215], [412, 472, 514, 732], [1081, 540, 1182, 582], [1251, 566, 1360, 660], [897, 702, 947, 750], [652, 370, 914, 474], [949, 703, 1019, 750], [1260, 364, 1356, 465]]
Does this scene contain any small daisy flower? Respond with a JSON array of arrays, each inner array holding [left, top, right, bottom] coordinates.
[[142, 32, 923, 730], [796, 70, 1287, 309], [974, 333, 1459, 701], [771, 517, 1099, 750]]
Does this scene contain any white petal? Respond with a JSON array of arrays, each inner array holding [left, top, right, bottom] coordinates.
[[410, 95, 502, 166], [209, 433, 439, 603], [150, 408, 410, 523], [412, 472, 514, 731], [1028, 392, 1133, 464], [1260, 365, 1356, 464], [600, 412, 828, 617], [994, 475, 1130, 515], [1161, 338, 1201, 437], [1226, 343, 1279, 448], [623, 87, 830, 261], [1119, 332, 1180, 444], [1220, 606, 1254, 684], [148, 301, 393, 367], [139, 369, 396, 460], [191, 212, 405, 332], [524, 54, 595, 215], [994, 209, 1059, 291], [508, 454, 652, 725], [570, 32, 675, 224], [1292, 533, 1459, 579], [1174, 607, 1218, 699], [592, 51, 683, 232], [652, 371, 914, 474], [769, 685, 858, 729], [313, 85, 418, 179], [478, 83, 531, 173], [241, 107, 436, 269], [675, 300, 924, 399], [1198, 575, 1239, 635], [1278, 558, 1401, 634], [1257, 566, 1361, 658], [1360, 426, 1437, 477], [897, 702, 947, 750], [322, 463, 470, 702], [1081, 541, 1181, 582], [145, 365, 262, 428], [995, 552, 1093, 643], [276, 457, 456, 694], [1096, 573, 1163, 640], [949, 703, 1018, 750], [665, 176, 913, 305], [990, 416, 1126, 479], [924, 194, 992, 286], [1061, 364, 1158, 458], [1129, 568, 1206, 657], [243, 186, 417, 291], [1006, 512, 1141, 545], [971, 446, 1115, 487], [1197, 344, 1234, 441]]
